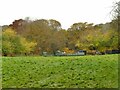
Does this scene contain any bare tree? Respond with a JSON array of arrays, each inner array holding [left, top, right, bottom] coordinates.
[[111, 1, 120, 19]]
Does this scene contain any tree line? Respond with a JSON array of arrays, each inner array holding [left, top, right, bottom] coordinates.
[[2, 1, 120, 56], [2, 17, 119, 56]]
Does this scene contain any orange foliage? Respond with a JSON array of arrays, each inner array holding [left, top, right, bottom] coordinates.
[[63, 47, 75, 54]]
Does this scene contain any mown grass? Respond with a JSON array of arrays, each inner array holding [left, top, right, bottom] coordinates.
[[2, 54, 118, 88]]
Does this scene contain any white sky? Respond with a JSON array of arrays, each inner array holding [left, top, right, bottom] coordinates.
[[0, 0, 119, 29]]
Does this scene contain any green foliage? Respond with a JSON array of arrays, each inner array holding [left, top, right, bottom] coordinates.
[[2, 54, 118, 88]]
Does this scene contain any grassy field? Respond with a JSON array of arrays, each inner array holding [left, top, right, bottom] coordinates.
[[2, 54, 118, 88]]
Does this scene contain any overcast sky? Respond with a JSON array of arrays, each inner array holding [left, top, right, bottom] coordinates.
[[0, 0, 119, 29]]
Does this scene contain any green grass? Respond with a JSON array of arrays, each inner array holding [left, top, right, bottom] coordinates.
[[2, 54, 118, 88]]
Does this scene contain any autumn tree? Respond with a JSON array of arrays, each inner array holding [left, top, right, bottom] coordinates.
[[4, 17, 119, 55], [2, 28, 36, 56]]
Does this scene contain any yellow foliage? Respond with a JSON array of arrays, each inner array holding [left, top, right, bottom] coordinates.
[[3, 28, 16, 37], [2, 28, 37, 55], [20, 37, 37, 53]]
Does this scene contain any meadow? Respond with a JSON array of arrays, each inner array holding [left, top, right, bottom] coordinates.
[[2, 54, 118, 88]]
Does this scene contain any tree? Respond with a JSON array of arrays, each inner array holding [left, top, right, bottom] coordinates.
[[67, 22, 94, 51], [49, 19, 62, 31], [111, 1, 120, 20], [14, 19, 66, 55], [2, 28, 36, 56]]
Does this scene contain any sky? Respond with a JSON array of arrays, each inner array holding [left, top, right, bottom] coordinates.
[[0, 0, 119, 29]]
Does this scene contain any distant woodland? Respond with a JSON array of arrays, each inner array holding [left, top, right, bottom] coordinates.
[[2, 2, 120, 56]]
